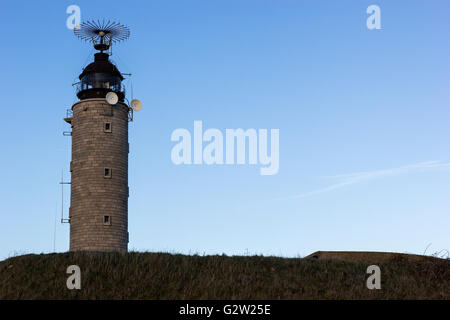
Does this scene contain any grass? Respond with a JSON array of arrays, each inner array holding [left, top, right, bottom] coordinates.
[[0, 251, 448, 299]]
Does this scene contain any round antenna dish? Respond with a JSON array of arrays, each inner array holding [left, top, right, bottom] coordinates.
[[130, 99, 142, 111], [106, 92, 119, 105]]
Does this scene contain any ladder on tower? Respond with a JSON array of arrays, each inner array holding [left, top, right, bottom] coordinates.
[[60, 171, 71, 224]]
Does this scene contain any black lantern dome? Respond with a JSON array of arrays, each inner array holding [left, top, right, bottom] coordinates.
[[74, 20, 130, 101]]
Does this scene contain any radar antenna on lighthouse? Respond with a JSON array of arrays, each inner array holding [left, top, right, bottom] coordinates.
[[74, 19, 130, 53]]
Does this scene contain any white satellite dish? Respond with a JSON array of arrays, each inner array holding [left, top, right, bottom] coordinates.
[[106, 92, 118, 105], [130, 99, 142, 111]]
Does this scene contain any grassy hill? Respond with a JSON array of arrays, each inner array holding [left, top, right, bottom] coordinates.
[[0, 251, 448, 299]]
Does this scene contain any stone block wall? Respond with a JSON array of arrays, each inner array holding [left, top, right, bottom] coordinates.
[[69, 98, 129, 252]]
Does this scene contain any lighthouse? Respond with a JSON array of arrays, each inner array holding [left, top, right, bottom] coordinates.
[[65, 20, 140, 252]]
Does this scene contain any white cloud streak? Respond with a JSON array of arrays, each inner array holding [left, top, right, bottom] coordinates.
[[285, 161, 450, 199]]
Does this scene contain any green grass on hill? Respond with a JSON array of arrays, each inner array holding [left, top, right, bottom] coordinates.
[[0, 252, 448, 299]]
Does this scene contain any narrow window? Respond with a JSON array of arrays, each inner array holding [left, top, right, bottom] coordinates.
[[104, 122, 112, 132], [104, 168, 112, 178], [104, 215, 111, 225]]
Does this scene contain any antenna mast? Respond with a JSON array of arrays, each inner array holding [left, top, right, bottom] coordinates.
[[74, 19, 130, 53]]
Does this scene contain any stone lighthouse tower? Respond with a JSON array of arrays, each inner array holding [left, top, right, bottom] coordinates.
[[65, 20, 139, 252]]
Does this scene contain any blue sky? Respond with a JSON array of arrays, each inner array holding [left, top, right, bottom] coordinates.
[[0, 0, 449, 260]]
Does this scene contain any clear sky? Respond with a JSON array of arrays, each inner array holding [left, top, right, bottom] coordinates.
[[0, 0, 449, 260]]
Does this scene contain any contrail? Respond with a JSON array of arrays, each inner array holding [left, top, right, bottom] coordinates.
[[283, 161, 450, 199]]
